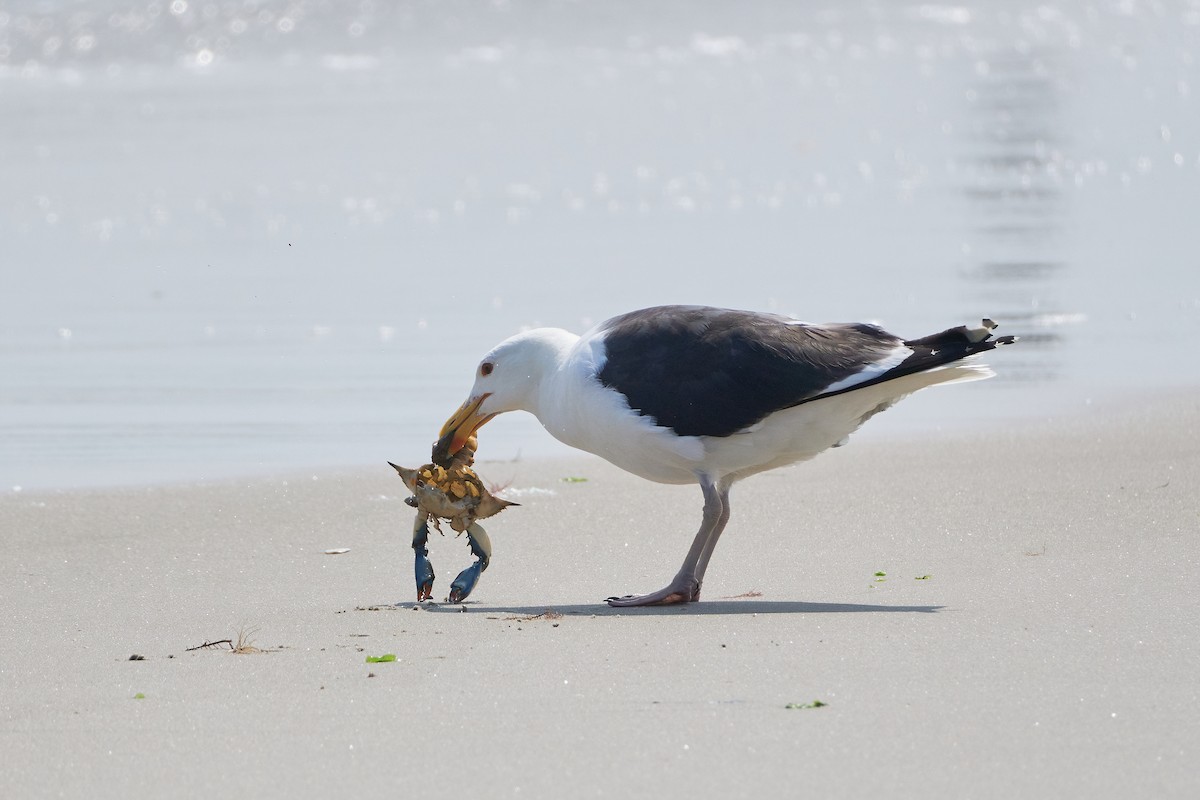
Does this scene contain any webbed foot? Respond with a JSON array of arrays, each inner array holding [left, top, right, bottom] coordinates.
[[606, 576, 701, 607]]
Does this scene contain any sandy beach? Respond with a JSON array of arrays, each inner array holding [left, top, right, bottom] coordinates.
[[2, 391, 1197, 798]]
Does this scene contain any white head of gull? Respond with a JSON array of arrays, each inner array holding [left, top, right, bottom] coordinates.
[[434, 305, 1016, 607]]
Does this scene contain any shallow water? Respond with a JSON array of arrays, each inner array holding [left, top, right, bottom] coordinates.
[[2, 1, 1198, 490]]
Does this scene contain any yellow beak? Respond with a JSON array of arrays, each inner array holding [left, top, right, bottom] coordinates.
[[433, 393, 495, 462]]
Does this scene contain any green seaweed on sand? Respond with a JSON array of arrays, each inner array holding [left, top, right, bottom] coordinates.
[[365, 654, 397, 663], [787, 695, 825, 710]]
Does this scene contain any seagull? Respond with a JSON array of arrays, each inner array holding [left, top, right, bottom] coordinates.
[[433, 305, 1015, 607]]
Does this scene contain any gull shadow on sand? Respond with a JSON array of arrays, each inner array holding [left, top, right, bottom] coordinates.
[[419, 600, 943, 616]]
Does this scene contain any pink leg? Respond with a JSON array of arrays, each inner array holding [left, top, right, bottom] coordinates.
[[606, 477, 731, 607]]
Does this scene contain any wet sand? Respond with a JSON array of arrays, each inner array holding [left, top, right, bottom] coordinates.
[[2, 392, 1198, 798]]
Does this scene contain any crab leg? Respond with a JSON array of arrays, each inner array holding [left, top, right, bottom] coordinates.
[[447, 522, 492, 604], [412, 515, 435, 602]]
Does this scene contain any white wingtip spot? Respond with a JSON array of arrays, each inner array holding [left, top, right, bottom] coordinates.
[[964, 318, 997, 343]]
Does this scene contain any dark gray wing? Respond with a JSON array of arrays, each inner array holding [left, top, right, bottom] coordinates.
[[595, 305, 1012, 438]]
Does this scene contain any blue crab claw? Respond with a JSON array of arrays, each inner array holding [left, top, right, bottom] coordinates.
[[415, 550, 435, 602], [412, 517, 435, 602], [466, 522, 492, 568], [447, 522, 492, 604], [448, 561, 484, 604]]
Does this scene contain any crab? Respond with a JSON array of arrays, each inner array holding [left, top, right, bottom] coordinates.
[[388, 436, 516, 603]]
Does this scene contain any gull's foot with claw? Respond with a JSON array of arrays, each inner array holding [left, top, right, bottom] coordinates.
[[606, 576, 701, 607]]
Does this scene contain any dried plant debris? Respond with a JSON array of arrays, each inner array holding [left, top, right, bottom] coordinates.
[[232, 626, 261, 654], [499, 609, 564, 622], [185, 626, 263, 654]]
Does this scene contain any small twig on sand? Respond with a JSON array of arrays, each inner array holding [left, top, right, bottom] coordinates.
[[185, 625, 263, 654], [721, 590, 763, 599]]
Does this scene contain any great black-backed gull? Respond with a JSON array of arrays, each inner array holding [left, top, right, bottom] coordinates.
[[433, 305, 1016, 607]]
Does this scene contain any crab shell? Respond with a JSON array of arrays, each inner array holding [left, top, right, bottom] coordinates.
[[389, 462, 517, 533]]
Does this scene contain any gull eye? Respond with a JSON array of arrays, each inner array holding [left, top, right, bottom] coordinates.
[[480, 361, 494, 377]]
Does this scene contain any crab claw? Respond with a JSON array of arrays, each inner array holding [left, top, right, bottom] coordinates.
[[447, 522, 493, 604], [466, 522, 492, 568], [448, 561, 484, 603], [415, 550, 435, 602], [412, 517, 435, 602]]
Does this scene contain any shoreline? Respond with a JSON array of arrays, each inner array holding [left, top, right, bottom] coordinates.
[[5, 379, 1184, 498]]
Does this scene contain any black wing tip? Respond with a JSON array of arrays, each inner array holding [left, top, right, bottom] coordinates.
[[974, 318, 1018, 347], [906, 318, 1018, 352]]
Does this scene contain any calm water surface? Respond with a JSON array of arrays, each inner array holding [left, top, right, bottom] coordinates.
[[2, 1, 1198, 490]]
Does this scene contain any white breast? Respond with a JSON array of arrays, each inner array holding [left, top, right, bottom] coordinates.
[[528, 337, 707, 484]]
